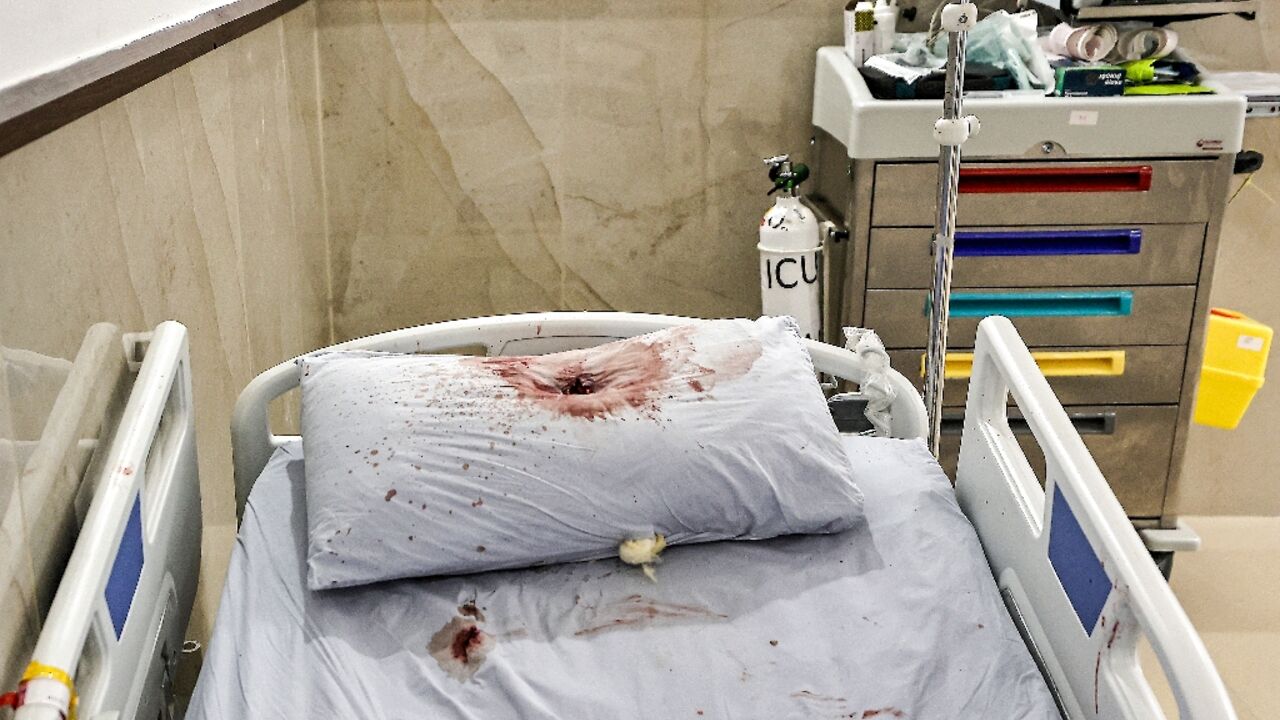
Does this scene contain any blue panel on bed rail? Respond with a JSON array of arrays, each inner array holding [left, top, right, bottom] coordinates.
[[1048, 486, 1111, 634], [954, 228, 1142, 257], [105, 493, 144, 638]]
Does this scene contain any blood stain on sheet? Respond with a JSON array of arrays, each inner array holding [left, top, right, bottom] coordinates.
[[120, 466, 133, 476], [384, 489, 397, 501], [769, 640, 779, 646], [573, 595, 728, 637], [861, 708, 905, 718], [428, 617, 493, 681], [472, 497, 484, 507], [369, 449, 379, 456], [459, 601, 485, 621]]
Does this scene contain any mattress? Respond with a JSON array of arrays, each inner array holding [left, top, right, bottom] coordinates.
[[188, 436, 1059, 719]]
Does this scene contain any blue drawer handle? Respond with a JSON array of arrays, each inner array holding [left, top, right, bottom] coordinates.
[[928, 291, 1135, 318], [954, 229, 1142, 257]]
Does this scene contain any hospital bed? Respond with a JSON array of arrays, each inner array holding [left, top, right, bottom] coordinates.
[[13, 311, 1235, 719]]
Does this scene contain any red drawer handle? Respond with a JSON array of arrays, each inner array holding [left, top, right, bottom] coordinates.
[[959, 166, 1153, 194]]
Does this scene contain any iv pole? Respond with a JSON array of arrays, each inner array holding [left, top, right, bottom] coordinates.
[[925, 1, 981, 458]]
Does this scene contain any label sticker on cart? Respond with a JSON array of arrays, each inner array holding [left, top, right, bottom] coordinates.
[[1047, 486, 1111, 634], [1069, 110, 1099, 126], [1237, 334, 1265, 351]]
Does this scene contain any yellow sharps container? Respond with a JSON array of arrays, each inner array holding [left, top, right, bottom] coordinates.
[[1193, 308, 1273, 429]]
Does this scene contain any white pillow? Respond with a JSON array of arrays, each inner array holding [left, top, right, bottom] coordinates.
[[299, 317, 862, 589]]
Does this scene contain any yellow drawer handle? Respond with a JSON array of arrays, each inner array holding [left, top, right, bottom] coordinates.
[[920, 350, 1126, 379]]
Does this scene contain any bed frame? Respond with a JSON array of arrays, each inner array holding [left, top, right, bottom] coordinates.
[[14, 322, 198, 720], [16, 312, 1233, 719]]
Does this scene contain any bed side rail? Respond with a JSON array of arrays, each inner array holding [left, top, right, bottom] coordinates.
[[1, 323, 125, 694], [231, 311, 928, 520], [955, 316, 1233, 720], [16, 322, 200, 720]]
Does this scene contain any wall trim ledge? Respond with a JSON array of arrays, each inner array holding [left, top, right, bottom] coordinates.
[[0, 0, 306, 158]]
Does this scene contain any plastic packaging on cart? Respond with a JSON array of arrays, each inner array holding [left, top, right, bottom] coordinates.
[[874, 0, 898, 55], [876, 10, 1053, 91]]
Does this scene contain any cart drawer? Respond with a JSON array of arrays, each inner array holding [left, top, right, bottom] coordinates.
[[871, 159, 1215, 227], [887, 346, 1185, 406], [867, 224, 1205, 288], [864, 286, 1196, 347], [937, 405, 1177, 517]]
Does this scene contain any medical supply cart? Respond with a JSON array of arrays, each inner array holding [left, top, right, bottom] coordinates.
[[808, 46, 1247, 539]]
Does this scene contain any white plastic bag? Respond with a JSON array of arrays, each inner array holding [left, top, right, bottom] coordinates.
[[894, 10, 1054, 91], [832, 327, 897, 437]]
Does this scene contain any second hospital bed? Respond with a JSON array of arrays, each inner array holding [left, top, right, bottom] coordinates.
[[17, 312, 1236, 719]]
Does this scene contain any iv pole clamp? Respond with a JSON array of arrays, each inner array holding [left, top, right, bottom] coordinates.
[[924, 1, 980, 458]]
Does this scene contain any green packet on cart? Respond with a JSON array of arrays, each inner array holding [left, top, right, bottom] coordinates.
[[1121, 58, 1214, 95]]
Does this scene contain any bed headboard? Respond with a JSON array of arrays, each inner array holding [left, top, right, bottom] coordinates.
[[230, 311, 929, 521]]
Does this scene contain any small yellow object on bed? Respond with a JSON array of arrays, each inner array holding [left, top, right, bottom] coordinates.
[[618, 534, 667, 581]]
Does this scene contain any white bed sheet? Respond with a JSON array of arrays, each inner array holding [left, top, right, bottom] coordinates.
[[189, 436, 1059, 719]]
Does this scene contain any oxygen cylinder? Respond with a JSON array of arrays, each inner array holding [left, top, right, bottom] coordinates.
[[759, 155, 822, 340]]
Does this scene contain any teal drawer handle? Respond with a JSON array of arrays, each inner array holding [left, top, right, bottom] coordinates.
[[927, 291, 1134, 318]]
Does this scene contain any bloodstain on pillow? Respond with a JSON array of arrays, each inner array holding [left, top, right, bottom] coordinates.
[[468, 328, 762, 421]]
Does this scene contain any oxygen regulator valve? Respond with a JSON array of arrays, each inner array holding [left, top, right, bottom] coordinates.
[[763, 154, 811, 196], [758, 154, 822, 340]]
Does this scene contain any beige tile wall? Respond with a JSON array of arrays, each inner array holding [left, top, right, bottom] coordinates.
[[1171, 11, 1280, 516], [315, 0, 844, 338], [0, 3, 328, 646]]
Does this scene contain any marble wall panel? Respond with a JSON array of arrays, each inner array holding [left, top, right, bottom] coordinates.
[[1171, 11, 1280, 516], [316, 0, 844, 338], [0, 3, 328, 645]]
